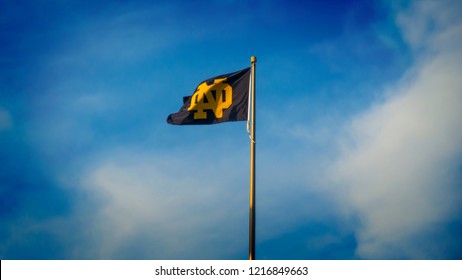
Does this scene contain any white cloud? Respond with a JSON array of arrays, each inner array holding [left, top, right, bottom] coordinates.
[[395, 0, 462, 51], [75, 152, 249, 259], [329, 0, 462, 259]]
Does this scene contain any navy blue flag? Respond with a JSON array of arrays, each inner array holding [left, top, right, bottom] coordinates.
[[167, 67, 250, 125]]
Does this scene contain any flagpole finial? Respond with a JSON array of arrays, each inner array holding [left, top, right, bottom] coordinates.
[[251, 56, 257, 63]]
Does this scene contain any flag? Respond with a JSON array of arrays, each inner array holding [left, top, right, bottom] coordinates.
[[167, 67, 251, 125]]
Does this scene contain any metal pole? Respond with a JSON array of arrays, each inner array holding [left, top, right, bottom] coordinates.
[[249, 56, 257, 260]]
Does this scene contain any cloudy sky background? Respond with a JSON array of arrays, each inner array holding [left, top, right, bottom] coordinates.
[[1, 0, 461, 259]]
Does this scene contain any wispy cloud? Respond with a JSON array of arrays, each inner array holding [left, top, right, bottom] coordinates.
[[329, 0, 462, 259], [72, 149, 249, 259]]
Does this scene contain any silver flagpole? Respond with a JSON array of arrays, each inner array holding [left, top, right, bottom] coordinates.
[[248, 56, 257, 260]]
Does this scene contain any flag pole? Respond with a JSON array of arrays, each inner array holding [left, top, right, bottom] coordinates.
[[249, 56, 257, 260]]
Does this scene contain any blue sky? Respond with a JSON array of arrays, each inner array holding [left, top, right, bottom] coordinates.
[[1, 0, 461, 259]]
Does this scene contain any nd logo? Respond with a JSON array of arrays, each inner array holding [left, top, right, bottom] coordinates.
[[188, 77, 233, 119]]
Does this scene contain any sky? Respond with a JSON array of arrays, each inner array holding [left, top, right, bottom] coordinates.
[[1, 0, 462, 260]]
